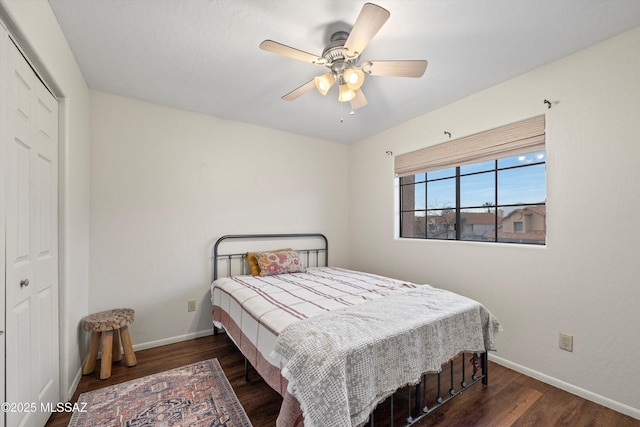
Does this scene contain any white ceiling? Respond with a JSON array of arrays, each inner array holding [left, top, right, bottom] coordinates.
[[48, 0, 640, 144]]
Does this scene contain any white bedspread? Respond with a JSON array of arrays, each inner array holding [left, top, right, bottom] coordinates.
[[272, 285, 502, 427]]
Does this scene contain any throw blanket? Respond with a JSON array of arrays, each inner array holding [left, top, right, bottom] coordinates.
[[272, 285, 501, 427]]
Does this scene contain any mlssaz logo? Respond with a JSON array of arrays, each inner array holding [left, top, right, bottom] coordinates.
[[42, 402, 88, 413]]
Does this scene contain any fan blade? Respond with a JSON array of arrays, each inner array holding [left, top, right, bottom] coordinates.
[[260, 40, 322, 64], [350, 89, 368, 110], [282, 80, 316, 101], [343, 3, 390, 59], [364, 60, 428, 78]]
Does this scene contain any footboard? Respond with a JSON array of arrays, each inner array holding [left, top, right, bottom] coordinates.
[[369, 352, 488, 426]]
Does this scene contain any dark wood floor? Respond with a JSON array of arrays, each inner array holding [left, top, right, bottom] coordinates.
[[46, 334, 639, 427]]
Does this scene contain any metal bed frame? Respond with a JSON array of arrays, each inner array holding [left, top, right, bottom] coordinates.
[[211, 233, 488, 427]]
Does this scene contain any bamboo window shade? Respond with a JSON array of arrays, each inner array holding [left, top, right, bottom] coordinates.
[[394, 115, 545, 177]]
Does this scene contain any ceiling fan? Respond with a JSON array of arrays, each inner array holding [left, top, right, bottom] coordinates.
[[259, 2, 428, 111]]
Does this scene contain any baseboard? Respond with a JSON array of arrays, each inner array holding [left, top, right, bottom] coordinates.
[[132, 329, 214, 352], [65, 366, 83, 402], [489, 354, 640, 420]]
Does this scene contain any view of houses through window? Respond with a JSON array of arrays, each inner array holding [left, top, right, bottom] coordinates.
[[399, 150, 546, 244]]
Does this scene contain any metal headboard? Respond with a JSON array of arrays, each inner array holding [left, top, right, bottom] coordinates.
[[212, 233, 328, 281]]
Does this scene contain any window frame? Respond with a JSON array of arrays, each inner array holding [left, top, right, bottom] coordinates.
[[398, 151, 546, 244]]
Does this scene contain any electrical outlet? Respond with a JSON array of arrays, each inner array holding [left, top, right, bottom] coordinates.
[[559, 333, 573, 352], [187, 299, 197, 312]]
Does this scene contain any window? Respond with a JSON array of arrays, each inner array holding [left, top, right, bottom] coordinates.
[[396, 116, 546, 245]]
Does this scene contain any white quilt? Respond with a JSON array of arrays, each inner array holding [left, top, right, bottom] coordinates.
[[272, 285, 502, 427]]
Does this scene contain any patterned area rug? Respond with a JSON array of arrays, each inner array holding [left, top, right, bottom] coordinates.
[[68, 358, 252, 427]]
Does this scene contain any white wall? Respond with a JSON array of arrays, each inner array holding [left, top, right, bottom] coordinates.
[[89, 91, 350, 349], [348, 27, 640, 418], [0, 0, 91, 401]]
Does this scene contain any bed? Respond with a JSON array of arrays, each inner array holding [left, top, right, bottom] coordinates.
[[210, 233, 501, 427]]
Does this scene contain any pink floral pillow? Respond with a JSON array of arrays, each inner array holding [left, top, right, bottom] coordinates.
[[255, 250, 305, 276]]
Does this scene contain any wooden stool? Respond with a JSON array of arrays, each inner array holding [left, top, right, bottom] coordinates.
[[82, 308, 137, 379]]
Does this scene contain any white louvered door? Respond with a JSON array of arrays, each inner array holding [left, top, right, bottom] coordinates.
[[3, 35, 59, 427]]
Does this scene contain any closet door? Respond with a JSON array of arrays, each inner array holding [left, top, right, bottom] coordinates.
[[0, 23, 6, 427], [4, 37, 59, 427]]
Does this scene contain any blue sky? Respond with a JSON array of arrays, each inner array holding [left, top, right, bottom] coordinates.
[[408, 151, 546, 210]]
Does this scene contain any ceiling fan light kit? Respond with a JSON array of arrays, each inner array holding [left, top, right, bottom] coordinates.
[[338, 84, 356, 102], [259, 2, 428, 112], [344, 68, 365, 91], [314, 73, 335, 95]]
